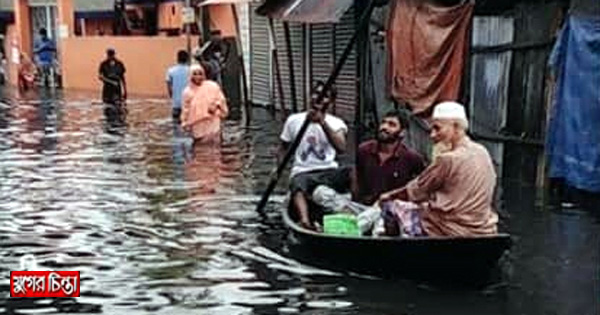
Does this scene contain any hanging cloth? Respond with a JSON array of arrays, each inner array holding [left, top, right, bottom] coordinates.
[[387, 0, 473, 114]]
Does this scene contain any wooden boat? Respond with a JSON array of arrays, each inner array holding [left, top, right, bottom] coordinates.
[[282, 206, 512, 283]]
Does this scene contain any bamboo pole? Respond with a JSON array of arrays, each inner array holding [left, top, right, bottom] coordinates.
[[231, 4, 251, 126], [283, 22, 298, 113], [268, 18, 288, 116], [185, 0, 191, 58]]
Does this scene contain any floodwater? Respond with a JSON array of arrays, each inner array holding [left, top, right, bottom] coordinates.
[[0, 89, 598, 315]]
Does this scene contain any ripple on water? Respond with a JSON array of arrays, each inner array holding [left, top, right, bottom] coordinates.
[[0, 99, 353, 314]]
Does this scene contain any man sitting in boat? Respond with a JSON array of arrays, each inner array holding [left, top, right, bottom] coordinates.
[[279, 81, 349, 230], [310, 111, 426, 235], [354, 110, 426, 205], [378, 101, 499, 237], [312, 110, 425, 210]]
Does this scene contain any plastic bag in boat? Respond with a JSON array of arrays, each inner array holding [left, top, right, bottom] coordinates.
[[312, 185, 369, 215], [313, 185, 381, 235]]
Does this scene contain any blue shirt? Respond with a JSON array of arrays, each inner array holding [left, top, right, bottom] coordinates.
[[34, 38, 55, 66], [166, 64, 189, 109]]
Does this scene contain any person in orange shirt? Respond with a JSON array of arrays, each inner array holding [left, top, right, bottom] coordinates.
[[181, 63, 228, 145]]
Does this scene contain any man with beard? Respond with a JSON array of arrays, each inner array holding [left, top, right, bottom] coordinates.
[[379, 102, 499, 237], [310, 110, 425, 232], [354, 110, 426, 205]]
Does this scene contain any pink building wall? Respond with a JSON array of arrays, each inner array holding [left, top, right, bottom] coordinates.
[[60, 36, 200, 96]]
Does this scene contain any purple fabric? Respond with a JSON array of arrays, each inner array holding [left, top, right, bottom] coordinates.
[[381, 200, 425, 237]]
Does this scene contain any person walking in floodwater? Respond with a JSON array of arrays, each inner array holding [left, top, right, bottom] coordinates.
[[181, 63, 228, 145], [98, 48, 127, 109], [33, 28, 56, 87], [166, 50, 190, 121]]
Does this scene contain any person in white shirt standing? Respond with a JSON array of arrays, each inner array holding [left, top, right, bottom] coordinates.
[[278, 81, 350, 230]]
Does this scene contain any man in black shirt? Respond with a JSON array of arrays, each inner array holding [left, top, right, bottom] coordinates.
[[98, 48, 127, 106]]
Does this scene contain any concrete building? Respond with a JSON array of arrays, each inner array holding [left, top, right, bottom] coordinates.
[[0, 0, 244, 96]]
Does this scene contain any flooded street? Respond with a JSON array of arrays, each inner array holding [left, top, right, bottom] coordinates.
[[0, 90, 598, 315]]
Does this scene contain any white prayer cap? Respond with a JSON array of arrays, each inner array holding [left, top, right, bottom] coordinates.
[[190, 63, 204, 72], [432, 101, 469, 129]]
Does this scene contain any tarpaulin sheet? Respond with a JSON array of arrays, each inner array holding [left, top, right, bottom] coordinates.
[[387, 0, 473, 114], [547, 15, 600, 193]]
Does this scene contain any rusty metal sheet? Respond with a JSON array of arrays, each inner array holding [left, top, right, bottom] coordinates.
[[199, 0, 256, 6], [256, 0, 353, 24]]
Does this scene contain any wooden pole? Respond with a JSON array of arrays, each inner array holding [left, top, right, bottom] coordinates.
[[283, 22, 298, 113], [368, 41, 379, 130], [356, 0, 370, 157], [255, 1, 377, 214], [201, 6, 211, 44], [185, 0, 191, 58], [269, 18, 288, 116], [231, 4, 251, 126]]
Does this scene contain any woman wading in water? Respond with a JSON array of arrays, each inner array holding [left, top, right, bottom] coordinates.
[[181, 63, 228, 145]]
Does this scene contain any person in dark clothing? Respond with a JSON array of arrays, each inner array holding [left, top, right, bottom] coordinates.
[[98, 48, 127, 107], [354, 110, 426, 205], [202, 45, 222, 85]]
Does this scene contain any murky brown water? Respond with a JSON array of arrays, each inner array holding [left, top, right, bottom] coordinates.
[[0, 89, 598, 315]]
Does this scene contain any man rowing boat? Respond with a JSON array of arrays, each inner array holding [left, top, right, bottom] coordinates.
[[278, 81, 350, 230]]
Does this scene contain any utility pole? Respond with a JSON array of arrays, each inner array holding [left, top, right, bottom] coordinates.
[[185, 0, 192, 59], [113, 0, 126, 35]]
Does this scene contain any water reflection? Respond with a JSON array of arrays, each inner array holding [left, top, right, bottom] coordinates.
[[103, 104, 127, 136], [0, 90, 597, 315]]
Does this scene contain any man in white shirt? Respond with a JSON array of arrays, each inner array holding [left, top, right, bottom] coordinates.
[[278, 81, 350, 230]]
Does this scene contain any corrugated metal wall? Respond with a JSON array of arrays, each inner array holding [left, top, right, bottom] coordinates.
[[237, 3, 251, 85], [469, 16, 514, 177], [310, 23, 335, 104], [503, 1, 560, 184], [244, 5, 360, 165], [249, 2, 271, 106], [273, 21, 306, 111], [248, 5, 358, 123], [333, 6, 357, 122]]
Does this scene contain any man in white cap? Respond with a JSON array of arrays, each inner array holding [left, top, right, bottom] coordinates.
[[379, 101, 498, 237]]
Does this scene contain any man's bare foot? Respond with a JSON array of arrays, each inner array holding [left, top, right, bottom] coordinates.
[[299, 220, 315, 231]]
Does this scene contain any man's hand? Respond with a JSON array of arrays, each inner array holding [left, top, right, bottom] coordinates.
[[378, 188, 408, 204], [378, 191, 395, 203]]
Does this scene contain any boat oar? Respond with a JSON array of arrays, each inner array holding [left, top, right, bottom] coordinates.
[[254, 1, 377, 215]]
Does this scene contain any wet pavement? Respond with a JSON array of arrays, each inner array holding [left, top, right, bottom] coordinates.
[[0, 89, 598, 315]]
